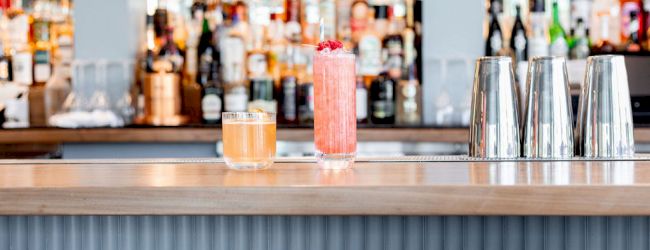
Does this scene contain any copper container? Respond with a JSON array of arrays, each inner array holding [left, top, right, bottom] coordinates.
[[142, 72, 188, 126]]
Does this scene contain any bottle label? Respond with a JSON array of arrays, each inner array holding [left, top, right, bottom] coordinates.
[[7, 14, 29, 47], [528, 37, 549, 57], [359, 36, 382, 76], [224, 86, 248, 112], [12, 52, 33, 85], [550, 37, 569, 57], [0, 61, 9, 80], [372, 101, 395, 119], [282, 78, 297, 120], [514, 32, 527, 55], [356, 87, 368, 120], [34, 50, 51, 83], [490, 30, 503, 55], [247, 53, 268, 78], [201, 94, 222, 120], [220, 37, 246, 83]]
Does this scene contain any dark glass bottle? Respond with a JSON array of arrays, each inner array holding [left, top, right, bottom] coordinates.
[[297, 77, 314, 126], [369, 72, 396, 125], [0, 42, 12, 82], [156, 27, 184, 73], [199, 47, 223, 124], [197, 17, 216, 68], [153, 4, 168, 38], [276, 47, 298, 124], [510, 5, 528, 63], [485, 1, 503, 56]]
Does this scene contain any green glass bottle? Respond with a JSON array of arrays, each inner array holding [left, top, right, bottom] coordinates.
[[549, 1, 568, 57]]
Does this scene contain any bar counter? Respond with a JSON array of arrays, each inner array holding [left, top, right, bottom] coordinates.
[[0, 157, 648, 216]]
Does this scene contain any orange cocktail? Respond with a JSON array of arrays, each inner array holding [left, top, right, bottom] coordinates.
[[313, 40, 357, 169], [222, 112, 276, 170]]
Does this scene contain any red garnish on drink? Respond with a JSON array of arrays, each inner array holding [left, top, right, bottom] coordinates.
[[317, 40, 344, 51]]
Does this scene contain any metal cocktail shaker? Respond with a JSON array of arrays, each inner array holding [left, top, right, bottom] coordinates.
[[469, 57, 520, 158], [522, 56, 573, 158], [576, 55, 635, 158]]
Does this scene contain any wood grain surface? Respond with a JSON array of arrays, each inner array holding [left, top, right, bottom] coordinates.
[[0, 159, 649, 215]]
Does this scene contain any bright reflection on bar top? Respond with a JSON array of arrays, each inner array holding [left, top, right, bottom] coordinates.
[[0, 157, 647, 188]]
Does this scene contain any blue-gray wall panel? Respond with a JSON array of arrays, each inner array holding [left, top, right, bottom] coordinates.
[[1, 216, 650, 250]]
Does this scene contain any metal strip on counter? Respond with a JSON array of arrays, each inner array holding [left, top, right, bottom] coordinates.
[[2, 155, 650, 165]]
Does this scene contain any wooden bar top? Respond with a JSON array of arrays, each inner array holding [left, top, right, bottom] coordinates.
[[1, 157, 650, 216]]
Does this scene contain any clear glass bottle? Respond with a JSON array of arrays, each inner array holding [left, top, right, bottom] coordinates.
[[396, 64, 421, 126]]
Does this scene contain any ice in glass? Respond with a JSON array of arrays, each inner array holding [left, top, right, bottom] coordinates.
[[313, 40, 357, 169]]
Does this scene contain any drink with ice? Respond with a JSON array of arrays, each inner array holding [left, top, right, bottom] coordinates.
[[313, 40, 357, 169]]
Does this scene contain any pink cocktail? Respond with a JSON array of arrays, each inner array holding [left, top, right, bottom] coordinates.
[[313, 40, 357, 169]]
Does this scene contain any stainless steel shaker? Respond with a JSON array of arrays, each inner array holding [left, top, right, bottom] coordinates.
[[522, 56, 574, 158], [576, 55, 635, 158], [469, 57, 520, 158]]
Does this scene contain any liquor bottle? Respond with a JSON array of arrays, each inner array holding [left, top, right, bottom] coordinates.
[[301, 0, 320, 44], [32, 15, 52, 85], [357, 17, 383, 78], [153, 0, 168, 38], [510, 5, 528, 64], [369, 71, 396, 125], [374, 5, 389, 39], [350, 0, 370, 43], [383, 19, 404, 79], [51, 0, 73, 78], [277, 45, 298, 124], [319, 0, 336, 40], [528, 3, 549, 57], [356, 75, 368, 124], [0, 42, 12, 82], [570, 18, 591, 59], [297, 83, 314, 125], [297, 64, 314, 125], [485, 1, 504, 57], [247, 24, 268, 78], [620, 0, 643, 44], [144, 15, 156, 73], [624, 11, 642, 52], [248, 77, 276, 113], [190, 0, 207, 20], [336, 0, 353, 48], [156, 27, 184, 73], [197, 17, 216, 70], [592, 12, 617, 53], [221, 14, 247, 85], [284, 0, 302, 43], [549, 1, 569, 57], [396, 64, 421, 126], [6, 0, 32, 85], [200, 48, 223, 124]]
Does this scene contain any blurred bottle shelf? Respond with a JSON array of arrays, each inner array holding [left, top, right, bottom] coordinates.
[[3, 126, 650, 144], [0, 126, 468, 144]]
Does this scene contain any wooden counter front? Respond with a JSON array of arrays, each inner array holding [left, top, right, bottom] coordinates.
[[0, 158, 649, 216]]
